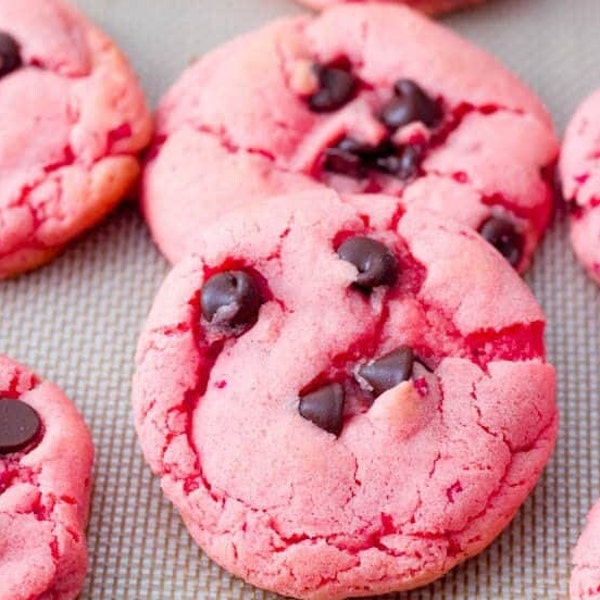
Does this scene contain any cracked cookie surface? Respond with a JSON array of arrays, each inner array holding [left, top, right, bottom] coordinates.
[[0, 0, 152, 279], [0, 354, 93, 600], [560, 88, 600, 285], [132, 188, 557, 599], [143, 3, 557, 272]]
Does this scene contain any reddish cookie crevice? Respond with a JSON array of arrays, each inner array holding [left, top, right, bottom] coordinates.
[[133, 189, 557, 599], [143, 4, 557, 272], [0, 354, 93, 600], [0, 0, 152, 279]]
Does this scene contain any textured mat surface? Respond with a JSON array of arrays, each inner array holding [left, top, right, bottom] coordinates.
[[1, 0, 597, 597]]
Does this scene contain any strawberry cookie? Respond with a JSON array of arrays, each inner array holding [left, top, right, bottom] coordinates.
[[571, 499, 600, 599], [297, 0, 486, 16], [0, 354, 93, 600], [560, 89, 600, 285], [143, 3, 557, 272], [0, 0, 152, 279], [133, 189, 558, 599]]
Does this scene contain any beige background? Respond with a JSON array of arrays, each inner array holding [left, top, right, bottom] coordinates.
[[2, 0, 598, 597]]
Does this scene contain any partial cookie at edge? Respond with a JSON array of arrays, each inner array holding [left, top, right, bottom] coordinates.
[[571, 498, 600, 599], [0, 354, 93, 600], [560, 87, 600, 285]]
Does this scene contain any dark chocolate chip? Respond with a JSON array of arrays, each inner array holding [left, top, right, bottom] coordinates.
[[478, 217, 524, 267], [323, 137, 397, 178], [0, 399, 42, 455], [337, 236, 398, 290], [201, 270, 263, 328], [343, 137, 397, 161], [308, 63, 357, 113], [374, 145, 422, 180], [358, 346, 414, 397], [323, 145, 366, 179], [380, 79, 440, 130], [0, 32, 21, 79], [298, 383, 344, 436], [323, 135, 422, 181], [336, 136, 374, 156]]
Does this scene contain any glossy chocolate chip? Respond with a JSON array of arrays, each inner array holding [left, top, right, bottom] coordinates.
[[201, 270, 263, 328], [380, 79, 440, 130], [0, 32, 21, 79], [374, 145, 422, 180], [0, 399, 42, 454], [337, 236, 398, 290], [308, 63, 357, 113], [358, 347, 414, 397], [478, 217, 524, 267], [298, 383, 344, 436]]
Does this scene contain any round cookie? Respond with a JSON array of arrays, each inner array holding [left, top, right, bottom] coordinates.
[[143, 3, 558, 272], [132, 188, 558, 599], [560, 88, 600, 285], [0, 354, 93, 600], [571, 498, 600, 599], [296, 0, 486, 16], [0, 0, 152, 279]]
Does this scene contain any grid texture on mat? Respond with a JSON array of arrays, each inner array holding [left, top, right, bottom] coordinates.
[[0, 0, 597, 598]]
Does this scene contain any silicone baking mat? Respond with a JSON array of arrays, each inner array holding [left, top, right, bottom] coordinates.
[[2, 0, 597, 597]]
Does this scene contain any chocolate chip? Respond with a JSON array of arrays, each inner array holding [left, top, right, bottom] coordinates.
[[308, 62, 357, 113], [0, 32, 21, 79], [380, 79, 440, 130], [344, 137, 397, 160], [298, 383, 344, 436], [478, 217, 524, 267], [358, 347, 414, 397], [201, 270, 263, 328], [0, 399, 42, 455], [336, 137, 374, 155], [337, 236, 398, 290], [323, 137, 396, 178], [322, 136, 422, 182], [374, 145, 422, 180], [323, 145, 366, 179]]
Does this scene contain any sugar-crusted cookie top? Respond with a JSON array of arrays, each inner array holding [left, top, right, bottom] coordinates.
[[133, 189, 557, 599], [144, 3, 557, 271]]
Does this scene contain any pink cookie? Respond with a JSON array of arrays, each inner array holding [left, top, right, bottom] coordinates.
[[0, 0, 152, 279], [0, 355, 93, 600], [571, 498, 600, 599], [560, 89, 600, 285], [133, 189, 558, 599], [296, 0, 486, 16], [143, 3, 558, 272]]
